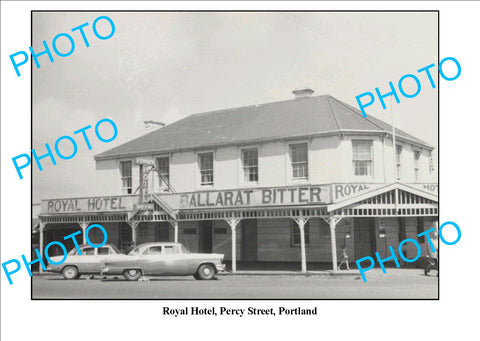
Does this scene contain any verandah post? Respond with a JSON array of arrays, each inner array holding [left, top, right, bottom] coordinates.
[[294, 217, 309, 273], [226, 218, 241, 273]]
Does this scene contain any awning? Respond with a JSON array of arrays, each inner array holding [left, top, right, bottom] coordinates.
[[327, 182, 438, 217]]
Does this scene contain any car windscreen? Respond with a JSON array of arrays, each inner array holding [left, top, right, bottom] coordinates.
[[68, 248, 78, 255], [110, 244, 122, 254], [128, 246, 141, 255]]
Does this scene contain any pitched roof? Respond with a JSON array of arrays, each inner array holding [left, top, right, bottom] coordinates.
[[95, 95, 433, 160]]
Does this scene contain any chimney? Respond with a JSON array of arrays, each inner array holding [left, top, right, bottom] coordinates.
[[144, 120, 165, 134], [292, 88, 314, 99]]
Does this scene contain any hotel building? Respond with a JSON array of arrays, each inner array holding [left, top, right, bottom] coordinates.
[[38, 89, 438, 272]]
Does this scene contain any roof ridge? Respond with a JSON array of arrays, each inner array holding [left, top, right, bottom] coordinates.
[[332, 97, 433, 147], [187, 94, 330, 118], [95, 94, 434, 160], [325, 95, 341, 130], [329, 96, 386, 132]]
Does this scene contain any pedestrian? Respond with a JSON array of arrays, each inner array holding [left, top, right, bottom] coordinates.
[[427, 229, 439, 275], [338, 246, 350, 270]]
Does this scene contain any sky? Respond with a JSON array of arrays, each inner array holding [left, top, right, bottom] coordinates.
[[32, 11, 438, 203]]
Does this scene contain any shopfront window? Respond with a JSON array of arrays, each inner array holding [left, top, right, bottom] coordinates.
[[156, 157, 170, 187], [290, 143, 308, 179], [352, 140, 373, 176], [199, 152, 214, 186], [120, 161, 132, 194], [242, 148, 258, 183]]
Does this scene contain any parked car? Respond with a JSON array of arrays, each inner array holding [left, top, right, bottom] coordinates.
[[46, 244, 123, 279], [100, 242, 225, 281]]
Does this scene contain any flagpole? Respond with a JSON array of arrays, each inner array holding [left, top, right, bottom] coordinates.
[[391, 95, 399, 214], [391, 95, 397, 182]]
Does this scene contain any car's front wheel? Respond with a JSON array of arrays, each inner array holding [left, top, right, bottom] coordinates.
[[62, 266, 79, 280], [196, 264, 216, 280], [123, 269, 142, 281]]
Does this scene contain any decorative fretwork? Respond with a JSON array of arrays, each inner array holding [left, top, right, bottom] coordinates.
[[331, 189, 438, 217]]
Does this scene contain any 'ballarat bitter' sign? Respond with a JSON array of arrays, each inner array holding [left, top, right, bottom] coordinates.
[[178, 185, 330, 209]]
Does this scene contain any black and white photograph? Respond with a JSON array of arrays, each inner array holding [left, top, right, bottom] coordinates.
[[30, 11, 439, 299], [2, 1, 479, 340]]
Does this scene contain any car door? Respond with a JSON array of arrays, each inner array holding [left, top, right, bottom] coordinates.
[[74, 247, 96, 273], [162, 245, 189, 275], [91, 246, 111, 273], [141, 246, 167, 275]]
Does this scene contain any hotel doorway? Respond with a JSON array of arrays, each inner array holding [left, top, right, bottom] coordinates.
[[354, 218, 376, 260], [198, 220, 213, 253], [241, 219, 257, 261]]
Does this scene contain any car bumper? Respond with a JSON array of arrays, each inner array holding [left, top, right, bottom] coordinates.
[[46, 265, 60, 272], [215, 264, 226, 272]]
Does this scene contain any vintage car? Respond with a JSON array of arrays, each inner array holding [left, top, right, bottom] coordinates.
[[46, 244, 123, 279], [100, 242, 225, 280]]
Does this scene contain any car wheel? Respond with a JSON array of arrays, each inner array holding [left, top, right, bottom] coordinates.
[[424, 266, 431, 276], [193, 273, 201, 280], [123, 269, 142, 281], [196, 264, 216, 280], [62, 266, 79, 280]]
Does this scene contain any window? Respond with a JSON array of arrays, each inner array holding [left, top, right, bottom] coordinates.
[[396, 145, 402, 180], [290, 143, 308, 179], [352, 140, 373, 176], [120, 161, 132, 194], [98, 247, 110, 255], [183, 228, 197, 235], [291, 221, 310, 247], [199, 153, 214, 186], [82, 247, 95, 255], [414, 150, 420, 181], [144, 246, 162, 255], [214, 227, 227, 234], [242, 148, 258, 183], [156, 157, 170, 187]]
